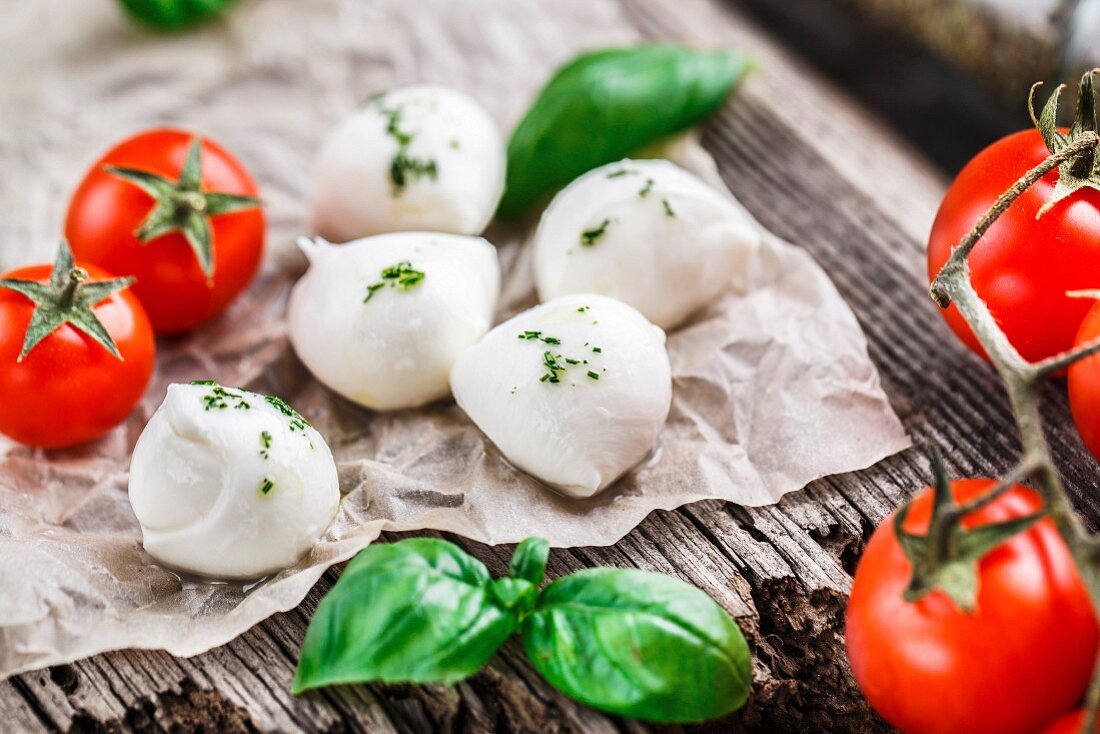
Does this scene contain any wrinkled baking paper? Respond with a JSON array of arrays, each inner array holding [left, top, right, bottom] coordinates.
[[0, 0, 909, 677]]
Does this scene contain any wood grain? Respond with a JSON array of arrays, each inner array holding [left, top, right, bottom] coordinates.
[[4, 0, 1098, 731]]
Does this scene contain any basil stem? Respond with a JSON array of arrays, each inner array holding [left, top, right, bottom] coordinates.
[[116, 0, 240, 29], [293, 537, 751, 724], [498, 44, 750, 217]]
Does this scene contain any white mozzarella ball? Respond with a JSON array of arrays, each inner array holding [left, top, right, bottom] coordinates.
[[533, 159, 760, 330], [310, 84, 505, 241], [450, 294, 671, 497], [288, 232, 501, 411], [128, 383, 340, 579]]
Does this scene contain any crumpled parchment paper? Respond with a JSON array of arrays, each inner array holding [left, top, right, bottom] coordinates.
[[0, 0, 909, 678]]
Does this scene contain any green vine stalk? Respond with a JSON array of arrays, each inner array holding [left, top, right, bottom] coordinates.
[[928, 128, 1100, 733]]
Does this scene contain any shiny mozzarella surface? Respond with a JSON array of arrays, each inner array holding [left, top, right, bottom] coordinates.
[[450, 294, 671, 497], [128, 383, 340, 579], [310, 84, 505, 242], [288, 232, 500, 411], [534, 159, 760, 330]]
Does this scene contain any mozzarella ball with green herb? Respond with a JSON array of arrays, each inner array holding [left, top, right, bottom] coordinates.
[[310, 84, 505, 242], [128, 382, 340, 579], [533, 159, 759, 330], [288, 232, 500, 411], [450, 294, 671, 497]]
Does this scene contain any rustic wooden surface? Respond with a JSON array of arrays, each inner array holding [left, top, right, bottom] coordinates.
[[4, 0, 1099, 732]]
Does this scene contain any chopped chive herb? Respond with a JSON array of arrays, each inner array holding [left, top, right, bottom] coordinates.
[[662, 198, 677, 218], [264, 395, 311, 434], [577, 305, 590, 313], [580, 218, 612, 247], [260, 430, 272, 459], [542, 351, 565, 383], [592, 346, 602, 353], [259, 477, 275, 495], [197, 383, 251, 411], [587, 371, 600, 380], [518, 330, 560, 346], [365, 261, 426, 302], [639, 178, 655, 197], [606, 168, 638, 178], [376, 103, 439, 195]]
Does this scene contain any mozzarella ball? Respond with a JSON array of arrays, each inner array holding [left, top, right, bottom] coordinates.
[[288, 232, 500, 411], [310, 84, 505, 241], [128, 383, 340, 579], [533, 159, 760, 330], [450, 294, 671, 497]]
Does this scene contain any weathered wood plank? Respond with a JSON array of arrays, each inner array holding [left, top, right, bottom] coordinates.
[[8, 0, 1099, 731]]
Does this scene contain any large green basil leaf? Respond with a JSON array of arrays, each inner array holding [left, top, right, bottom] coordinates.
[[521, 568, 751, 723], [499, 45, 748, 217], [292, 539, 517, 693], [117, 0, 240, 29]]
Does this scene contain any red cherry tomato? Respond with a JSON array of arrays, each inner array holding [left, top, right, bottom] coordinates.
[[845, 479, 1098, 734], [1069, 303, 1100, 461], [0, 263, 155, 448], [927, 130, 1100, 363], [65, 129, 265, 334], [1040, 711, 1097, 734]]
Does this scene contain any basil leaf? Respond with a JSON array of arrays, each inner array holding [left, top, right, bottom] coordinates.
[[292, 539, 517, 693], [509, 537, 550, 585], [499, 45, 749, 217], [521, 568, 751, 723], [117, 0, 240, 29]]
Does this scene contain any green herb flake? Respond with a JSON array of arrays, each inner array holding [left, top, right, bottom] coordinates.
[[259, 477, 275, 496], [264, 395, 311, 434], [606, 168, 638, 179], [587, 370, 600, 380], [662, 198, 677, 218], [376, 103, 439, 195], [638, 178, 655, 197], [592, 346, 602, 353], [577, 305, 590, 313], [580, 218, 612, 247], [260, 430, 272, 459], [518, 330, 561, 346], [197, 383, 251, 412], [365, 261, 426, 303]]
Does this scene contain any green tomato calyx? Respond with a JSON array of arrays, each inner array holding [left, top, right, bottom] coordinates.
[[0, 240, 135, 361], [104, 137, 262, 282]]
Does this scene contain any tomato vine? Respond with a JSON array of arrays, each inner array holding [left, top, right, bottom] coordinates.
[[927, 71, 1100, 732]]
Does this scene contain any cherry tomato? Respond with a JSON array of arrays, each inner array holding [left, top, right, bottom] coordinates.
[[927, 130, 1100, 363], [66, 129, 265, 334], [0, 261, 155, 448], [845, 479, 1098, 734], [1069, 304, 1100, 461]]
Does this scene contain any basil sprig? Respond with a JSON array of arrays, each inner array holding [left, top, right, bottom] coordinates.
[[294, 538, 752, 724], [499, 45, 750, 217]]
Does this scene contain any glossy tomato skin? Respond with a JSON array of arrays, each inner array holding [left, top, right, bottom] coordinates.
[[927, 130, 1100, 363], [65, 129, 265, 334], [845, 479, 1097, 734], [1039, 711, 1096, 734], [0, 264, 155, 448], [1069, 303, 1100, 460]]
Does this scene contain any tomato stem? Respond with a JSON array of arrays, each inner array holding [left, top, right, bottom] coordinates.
[[928, 102, 1100, 733]]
